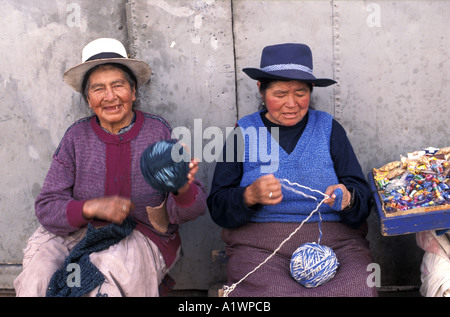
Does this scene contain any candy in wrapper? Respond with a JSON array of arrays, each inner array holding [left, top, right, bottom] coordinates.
[[378, 161, 402, 172], [373, 147, 450, 214], [385, 167, 406, 179], [436, 147, 450, 156]]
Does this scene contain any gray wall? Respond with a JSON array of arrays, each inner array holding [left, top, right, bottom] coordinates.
[[1, 0, 449, 292]]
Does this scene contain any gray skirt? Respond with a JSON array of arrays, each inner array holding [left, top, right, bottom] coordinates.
[[222, 221, 378, 297]]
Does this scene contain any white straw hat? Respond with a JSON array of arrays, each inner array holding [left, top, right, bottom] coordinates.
[[63, 38, 152, 92]]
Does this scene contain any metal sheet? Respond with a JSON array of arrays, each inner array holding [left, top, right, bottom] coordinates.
[[334, 0, 449, 174], [126, 0, 235, 289]]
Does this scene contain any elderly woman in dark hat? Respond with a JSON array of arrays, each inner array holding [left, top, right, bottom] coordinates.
[[207, 43, 376, 297], [14, 38, 207, 297]]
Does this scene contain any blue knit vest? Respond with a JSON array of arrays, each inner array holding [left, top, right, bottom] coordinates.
[[238, 110, 342, 223]]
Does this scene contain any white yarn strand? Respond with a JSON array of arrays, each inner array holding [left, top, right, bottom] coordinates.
[[222, 179, 330, 297], [280, 178, 330, 201]]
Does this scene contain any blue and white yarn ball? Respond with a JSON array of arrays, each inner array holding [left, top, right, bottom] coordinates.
[[290, 243, 339, 288], [140, 139, 190, 193]]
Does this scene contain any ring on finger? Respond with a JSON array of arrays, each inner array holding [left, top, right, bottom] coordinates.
[[268, 192, 273, 199], [122, 204, 127, 212]]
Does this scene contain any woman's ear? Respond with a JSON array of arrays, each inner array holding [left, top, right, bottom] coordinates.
[[131, 85, 136, 102], [86, 96, 92, 108], [257, 81, 264, 99]]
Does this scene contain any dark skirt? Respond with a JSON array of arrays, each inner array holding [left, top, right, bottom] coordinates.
[[222, 221, 378, 297]]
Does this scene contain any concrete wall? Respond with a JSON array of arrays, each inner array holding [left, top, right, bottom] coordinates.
[[1, 0, 449, 292]]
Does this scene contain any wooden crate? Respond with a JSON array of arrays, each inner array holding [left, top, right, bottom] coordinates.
[[368, 171, 450, 236]]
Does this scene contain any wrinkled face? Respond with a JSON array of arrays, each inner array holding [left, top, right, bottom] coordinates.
[[259, 80, 311, 127], [86, 66, 136, 134]]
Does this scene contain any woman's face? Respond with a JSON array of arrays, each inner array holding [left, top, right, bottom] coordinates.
[[86, 66, 136, 134], [259, 80, 311, 127]]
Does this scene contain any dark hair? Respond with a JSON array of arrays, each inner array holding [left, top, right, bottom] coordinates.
[[258, 78, 314, 110], [81, 63, 138, 104]]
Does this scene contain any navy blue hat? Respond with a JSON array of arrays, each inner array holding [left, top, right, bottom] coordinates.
[[243, 43, 336, 87]]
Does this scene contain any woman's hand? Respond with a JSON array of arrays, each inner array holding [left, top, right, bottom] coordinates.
[[177, 158, 199, 194], [243, 174, 283, 207], [82, 196, 134, 224], [323, 184, 352, 210]]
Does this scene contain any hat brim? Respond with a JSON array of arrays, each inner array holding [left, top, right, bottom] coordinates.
[[63, 58, 152, 93], [242, 68, 336, 87]]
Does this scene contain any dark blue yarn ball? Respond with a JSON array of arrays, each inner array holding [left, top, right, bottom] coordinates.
[[140, 139, 190, 193]]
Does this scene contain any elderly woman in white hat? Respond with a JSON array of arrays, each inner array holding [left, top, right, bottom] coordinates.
[[207, 43, 376, 297], [14, 38, 207, 297]]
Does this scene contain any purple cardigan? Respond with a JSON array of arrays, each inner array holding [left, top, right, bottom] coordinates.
[[35, 110, 207, 266]]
